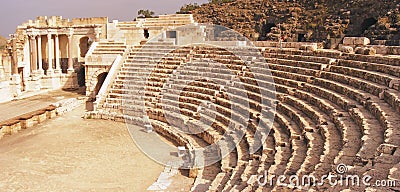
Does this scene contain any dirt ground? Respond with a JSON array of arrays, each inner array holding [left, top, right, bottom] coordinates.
[[0, 104, 194, 191]]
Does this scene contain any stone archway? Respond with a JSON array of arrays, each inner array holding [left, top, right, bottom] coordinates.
[[94, 72, 108, 97], [85, 69, 109, 111], [360, 18, 377, 33], [86, 69, 109, 98]]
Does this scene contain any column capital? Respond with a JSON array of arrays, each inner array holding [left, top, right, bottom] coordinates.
[[66, 28, 74, 37]]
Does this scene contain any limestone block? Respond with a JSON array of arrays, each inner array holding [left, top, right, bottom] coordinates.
[[343, 37, 370, 45], [11, 122, 21, 134], [354, 37, 370, 45], [2, 125, 11, 135], [343, 37, 355, 45], [46, 108, 57, 119], [19, 115, 35, 129], [36, 111, 47, 123]]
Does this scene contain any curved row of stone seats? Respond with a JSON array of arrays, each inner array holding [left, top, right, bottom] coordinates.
[[332, 61, 400, 89], [134, 48, 250, 189], [177, 46, 390, 189], [264, 47, 400, 91], [268, 61, 398, 148], [270, 74, 364, 171], [286, 85, 362, 166], [117, 46, 318, 189], [205, 50, 332, 188], [265, 60, 400, 145], [272, 61, 400, 115], [252, 63, 383, 187], [275, 113, 307, 175], [97, 43, 399, 191], [99, 43, 227, 182], [276, 101, 323, 175], [245, 64, 340, 180], [139, 47, 280, 190], [283, 95, 341, 176], [260, 48, 400, 189], [266, 45, 399, 65], [270, 65, 386, 159], [264, 124, 292, 191]]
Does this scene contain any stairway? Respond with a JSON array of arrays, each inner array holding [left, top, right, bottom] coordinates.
[[97, 40, 177, 112]]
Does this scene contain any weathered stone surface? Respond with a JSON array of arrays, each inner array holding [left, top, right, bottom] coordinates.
[[340, 45, 354, 53]]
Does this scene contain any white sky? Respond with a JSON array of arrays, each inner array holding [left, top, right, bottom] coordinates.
[[0, 0, 208, 37]]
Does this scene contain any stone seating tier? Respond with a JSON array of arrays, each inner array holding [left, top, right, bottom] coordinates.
[[91, 45, 400, 191]]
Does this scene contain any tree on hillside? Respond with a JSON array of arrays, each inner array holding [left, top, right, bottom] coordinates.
[[209, 0, 234, 4], [138, 9, 155, 18], [177, 3, 200, 14]]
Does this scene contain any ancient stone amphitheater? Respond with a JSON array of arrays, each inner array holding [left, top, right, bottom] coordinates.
[[83, 25, 400, 191], [1, 2, 399, 191]]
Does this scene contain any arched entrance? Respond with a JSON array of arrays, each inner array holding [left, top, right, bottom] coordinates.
[[144, 29, 150, 39], [258, 23, 276, 40], [94, 72, 108, 97], [86, 71, 108, 111], [360, 18, 377, 34]]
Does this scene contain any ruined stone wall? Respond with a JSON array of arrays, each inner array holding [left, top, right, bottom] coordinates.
[[363, 4, 400, 46], [191, 0, 400, 45]]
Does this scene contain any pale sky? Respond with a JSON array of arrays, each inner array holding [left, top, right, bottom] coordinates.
[[0, 0, 208, 37]]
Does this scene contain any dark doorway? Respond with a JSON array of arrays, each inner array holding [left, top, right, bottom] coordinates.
[[360, 18, 377, 34], [298, 34, 306, 42], [79, 37, 91, 57], [144, 29, 150, 39], [94, 72, 108, 97], [166, 31, 177, 38], [77, 66, 86, 87], [261, 23, 276, 37]]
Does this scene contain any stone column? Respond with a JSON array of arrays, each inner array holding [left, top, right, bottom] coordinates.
[[30, 35, 38, 73], [47, 33, 54, 75], [37, 35, 44, 75], [11, 48, 18, 75], [94, 27, 101, 42], [54, 34, 61, 73], [10, 44, 22, 96], [67, 33, 74, 73]]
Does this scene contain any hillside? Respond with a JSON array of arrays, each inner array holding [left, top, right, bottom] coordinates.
[[190, 0, 400, 46]]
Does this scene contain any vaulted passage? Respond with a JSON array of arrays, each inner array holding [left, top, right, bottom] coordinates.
[[360, 18, 377, 34], [94, 72, 108, 97]]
